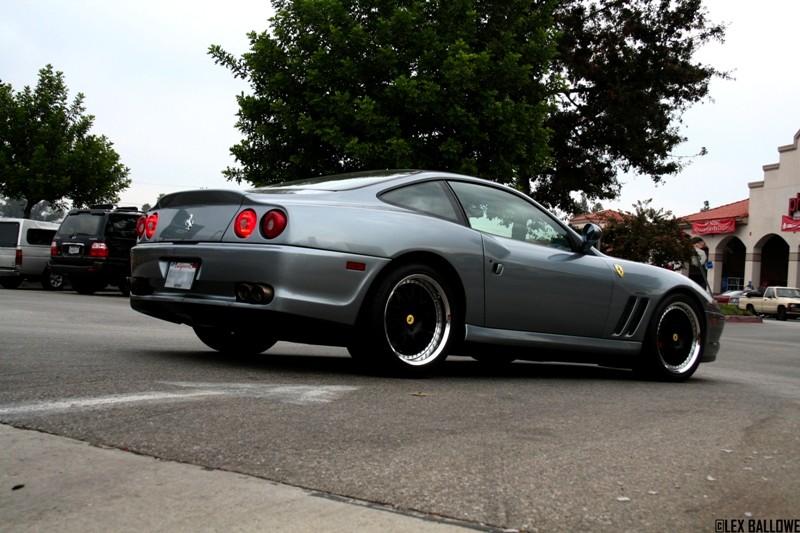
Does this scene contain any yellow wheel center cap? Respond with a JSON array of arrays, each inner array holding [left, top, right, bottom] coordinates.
[[672, 333, 679, 342], [406, 314, 415, 325]]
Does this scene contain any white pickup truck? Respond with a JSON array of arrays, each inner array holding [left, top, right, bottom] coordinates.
[[738, 286, 800, 321]]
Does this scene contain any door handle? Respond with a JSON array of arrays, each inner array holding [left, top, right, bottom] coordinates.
[[492, 262, 504, 275]]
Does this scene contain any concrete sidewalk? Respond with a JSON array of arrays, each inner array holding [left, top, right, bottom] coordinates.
[[1, 424, 488, 532]]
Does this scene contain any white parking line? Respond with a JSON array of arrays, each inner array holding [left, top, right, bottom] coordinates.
[[0, 383, 360, 417], [0, 390, 224, 416], [161, 382, 360, 405]]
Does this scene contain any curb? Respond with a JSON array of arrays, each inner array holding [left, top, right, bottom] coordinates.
[[723, 315, 763, 323]]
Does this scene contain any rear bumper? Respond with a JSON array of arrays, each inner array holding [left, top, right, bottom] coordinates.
[[129, 242, 389, 328], [49, 260, 129, 278]]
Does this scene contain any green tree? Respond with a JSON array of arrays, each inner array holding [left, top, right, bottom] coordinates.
[[210, 0, 560, 191], [0, 197, 64, 221], [0, 65, 131, 219], [541, 0, 727, 211], [210, 0, 725, 212], [598, 199, 694, 268]]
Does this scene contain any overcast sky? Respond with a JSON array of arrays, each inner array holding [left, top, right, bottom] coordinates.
[[3, 1, 799, 216]]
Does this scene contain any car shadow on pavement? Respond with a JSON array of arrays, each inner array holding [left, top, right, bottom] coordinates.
[[139, 346, 642, 382]]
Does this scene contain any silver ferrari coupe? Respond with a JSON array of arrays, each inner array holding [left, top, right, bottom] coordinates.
[[129, 170, 723, 380]]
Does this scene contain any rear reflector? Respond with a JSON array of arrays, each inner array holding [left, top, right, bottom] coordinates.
[[346, 261, 366, 271]]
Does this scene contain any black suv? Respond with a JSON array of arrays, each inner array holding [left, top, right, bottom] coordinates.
[[49, 205, 143, 295]]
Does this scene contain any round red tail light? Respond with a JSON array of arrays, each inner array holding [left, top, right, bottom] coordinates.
[[136, 216, 147, 238], [261, 210, 287, 239], [234, 209, 258, 238], [145, 213, 159, 239]]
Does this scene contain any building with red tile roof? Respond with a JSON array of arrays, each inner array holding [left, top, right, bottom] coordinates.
[[572, 129, 800, 293]]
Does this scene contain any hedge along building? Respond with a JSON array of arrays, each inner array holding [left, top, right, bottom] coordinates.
[[681, 129, 800, 293]]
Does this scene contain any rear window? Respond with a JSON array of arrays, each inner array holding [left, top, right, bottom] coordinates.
[[26, 228, 56, 245], [56, 214, 104, 237], [0, 222, 20, 247]]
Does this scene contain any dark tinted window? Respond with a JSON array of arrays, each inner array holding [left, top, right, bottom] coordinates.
[[26, 228, 56, 245], [380, 182, 460, 222], [57, 214, 104, 237], [106, 215, 138, 239], [0, 222, 20, 247]]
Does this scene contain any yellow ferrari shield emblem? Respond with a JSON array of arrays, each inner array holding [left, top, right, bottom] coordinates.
[[406, 314, 415, 325], [614, 264, 624, 278]]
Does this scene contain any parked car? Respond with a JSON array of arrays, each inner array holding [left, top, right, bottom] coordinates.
[[129, 170, 724, 381], [49, 205, 143, 295], [0, 217, 64, 290], [713, 290, 746, 306], [738, 286, 800, 320]]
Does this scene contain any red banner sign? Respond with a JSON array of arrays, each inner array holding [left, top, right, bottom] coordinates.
[[781, 215, 800, 232], [691, 218, 736, 235]]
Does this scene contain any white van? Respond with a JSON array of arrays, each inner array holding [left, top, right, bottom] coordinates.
[[0, 217, 64, 290]]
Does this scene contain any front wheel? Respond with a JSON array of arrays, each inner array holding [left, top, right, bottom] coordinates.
[[352, 263, 458, 375], [193, 326, 277, 355], [776, 306, 787, 321], [638, 294, 704, 382]]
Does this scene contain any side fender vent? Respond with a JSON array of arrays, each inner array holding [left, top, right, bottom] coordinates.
[[612, 297, 650, 337]]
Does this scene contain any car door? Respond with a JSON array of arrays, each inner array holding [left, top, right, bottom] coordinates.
[[448, 181, 615, 338]]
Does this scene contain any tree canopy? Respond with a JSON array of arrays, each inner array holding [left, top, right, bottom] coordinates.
[[597, 200, 694, 268], [210, 0, 726, 212], [0, 65, 131, 219]]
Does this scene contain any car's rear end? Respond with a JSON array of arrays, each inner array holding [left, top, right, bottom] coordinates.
[[129, 189, 390, 344], [50, 206, 141, 294]]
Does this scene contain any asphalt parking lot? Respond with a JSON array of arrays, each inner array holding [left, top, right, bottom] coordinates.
[[1, 288, 799, 532]]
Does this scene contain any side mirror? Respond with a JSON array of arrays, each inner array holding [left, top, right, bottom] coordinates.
[[581, 223, 602, 252]]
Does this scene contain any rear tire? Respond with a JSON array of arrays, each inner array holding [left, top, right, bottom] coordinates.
[[71, 276, 102, 294], [351, 263, 457, 376], [193, 326, 277, 355], [41, 271, 65, 291], [637, 294, 704, 382], [0, 277, 23, 289]]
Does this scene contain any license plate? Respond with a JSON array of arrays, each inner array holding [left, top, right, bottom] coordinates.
[[165, 261, 198, 290], [68, 246, 80, 255]]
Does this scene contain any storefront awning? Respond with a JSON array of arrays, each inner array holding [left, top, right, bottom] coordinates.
[[691, 218, 736, 235]]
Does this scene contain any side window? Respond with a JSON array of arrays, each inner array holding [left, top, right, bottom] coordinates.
[[0, 222, 20, 247], [764, 288, 774, 298], [26, 229, 56, 245], [106, 215, 138, 239], [448, 181, 572, 250], [380, 181, 461, 222]]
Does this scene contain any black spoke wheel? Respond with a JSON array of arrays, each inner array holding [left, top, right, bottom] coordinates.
[[193, 327, 277, 355], [352, 263, 457, 375], [639, 294, 704, 382]]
